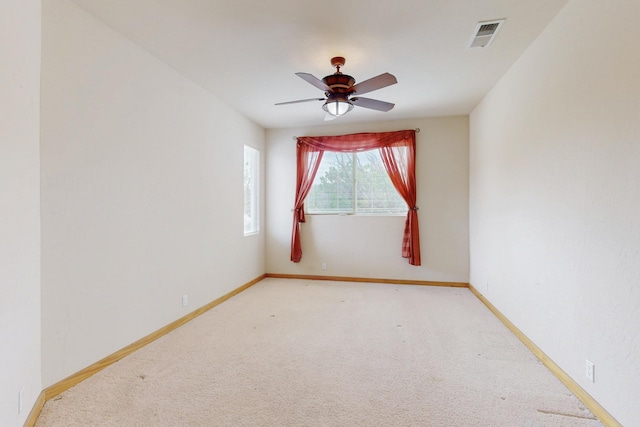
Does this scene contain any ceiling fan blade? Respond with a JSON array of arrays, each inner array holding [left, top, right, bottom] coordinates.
[[351, 97, 395, 112], [275, 97, 325, 106], [351, 72, 397, 96], [296, 72, 330, 91]]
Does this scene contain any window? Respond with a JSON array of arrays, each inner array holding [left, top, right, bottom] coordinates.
[[243, 145, 259, 235], [291, 130, 420, 265], [306, 149, 407, 215]]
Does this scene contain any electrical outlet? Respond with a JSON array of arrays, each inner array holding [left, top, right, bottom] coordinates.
[[321, 262, 327, 271], [182, 294, 188, 307], [585, 359, 595, 383]]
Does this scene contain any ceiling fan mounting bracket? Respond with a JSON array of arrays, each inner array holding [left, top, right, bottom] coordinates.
[[330, 56, 346, 74]]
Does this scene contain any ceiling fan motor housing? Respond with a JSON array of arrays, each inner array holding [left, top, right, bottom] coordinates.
[[323, 74, 356, 95]]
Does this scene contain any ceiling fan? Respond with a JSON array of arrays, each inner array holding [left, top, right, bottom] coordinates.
[[275, 56, 397, 120]]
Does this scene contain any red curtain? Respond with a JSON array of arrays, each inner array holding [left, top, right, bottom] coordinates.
[[291, 130, 421, 265], [290, 142, 324, 262], [380, 141, 421, 265]]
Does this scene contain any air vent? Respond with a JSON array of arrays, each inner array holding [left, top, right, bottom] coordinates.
[[468, 19, 505, 48]]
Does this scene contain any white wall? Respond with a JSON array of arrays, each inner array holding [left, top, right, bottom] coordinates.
[[0, 1, 42, 425], [469, 1, 640, 424], [266, 117, 469, 283], [40, 0, 265, 387]]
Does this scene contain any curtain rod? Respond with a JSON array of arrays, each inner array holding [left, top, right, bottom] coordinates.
[[292, 128, 420, 140]]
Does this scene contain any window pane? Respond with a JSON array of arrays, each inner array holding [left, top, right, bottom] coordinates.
[[355, 150, 407, 215], [306, 152, 354, 214], [306, 149, 407, 216], [244, 145, 259, 234]]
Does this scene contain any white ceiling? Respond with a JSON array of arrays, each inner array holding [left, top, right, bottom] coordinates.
[[70, 0, 569, 129]]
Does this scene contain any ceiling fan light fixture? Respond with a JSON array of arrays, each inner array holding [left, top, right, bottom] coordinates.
[[322, 94, 353, 117]]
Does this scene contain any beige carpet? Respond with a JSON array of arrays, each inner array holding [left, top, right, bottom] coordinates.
[[36, 278, 602, 426]]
